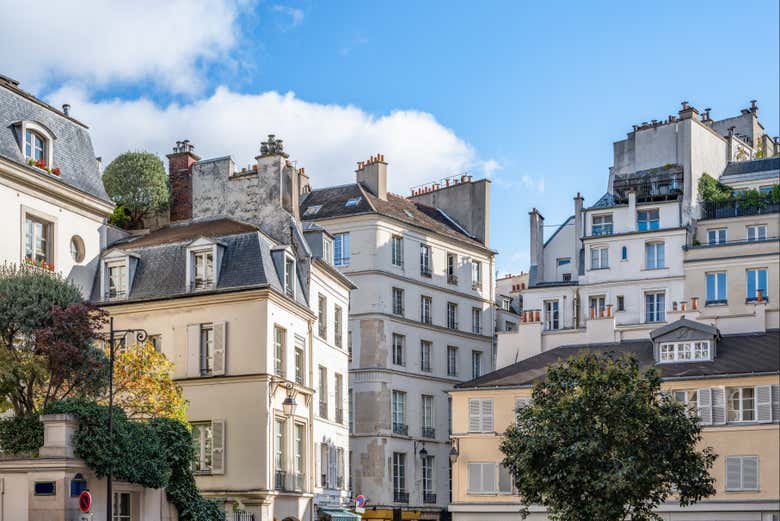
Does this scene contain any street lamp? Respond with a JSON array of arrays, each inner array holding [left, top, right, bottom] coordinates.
[[448, 440, 460, 464], [99, 317, 148, 521], [282, 394, 297, 417]]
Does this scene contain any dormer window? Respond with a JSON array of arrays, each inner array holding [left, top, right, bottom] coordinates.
[[284, 256, 296, 297], [16, 121, 55, 168], [304, 205, 322, 217], [186, 238, 223, 292], [193, 250, 214, 290], [101, 250, 136, 301], [25, 129, 46, 162], [659, 340, 710, 362], [107, 262, 128, 299]]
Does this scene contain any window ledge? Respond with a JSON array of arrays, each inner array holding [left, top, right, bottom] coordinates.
[[589, 267, 610, 271], [641, 267, 669, 271]]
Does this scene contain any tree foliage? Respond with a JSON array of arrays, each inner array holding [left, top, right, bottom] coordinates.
[[0, 264, 107, 415], [500, 352, 716, 521], [103, 151, 169, 228], [697, 173, 732, 202]]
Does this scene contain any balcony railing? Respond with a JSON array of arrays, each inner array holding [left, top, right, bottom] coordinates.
[[392, 423, 408, 435], [229, 513, 255, 521], [701, 199, 780, 220], [275, 470, 286, 490], [319, 401, 328, 419], [423, 493, 437, 504], [447, 273, 458, 285], [613, 169, 684, 203], [293, 472, 304, 492], [394, 491, 409, 503], [335, 408, 344, 424], [422, 427, 435, 439], [420, 265, 432, 278], [191, 278, 214, 291], [447, 320, 458, 330]]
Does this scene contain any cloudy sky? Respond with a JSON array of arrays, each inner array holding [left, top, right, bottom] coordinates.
[[1, 0, 777, 273]]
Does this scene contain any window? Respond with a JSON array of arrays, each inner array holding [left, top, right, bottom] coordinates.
[[621, 246, 628, 261], [420, 295, 432, 324], [193, 250, 214, 290], [544, 300, 559, 330], [192, 422, 213, 472], [672, 390, 698, 415], [468, 398, 494, 432], [393, 453, 407, 499], [726, 456, 759, 491], [447, 302, 458, 329], [24, 129, 46, 161], [336, 447, 345, 488], [471, 307, 482, 334], [334, 233, 350, 266], [335, 373, 344, 424], [562, 273, 572, 282], [334, 305, 343, 347], [112, 492, 131, 521], [747, 225, 767, 242], [592, 214, 613, 236], [318, 294, 328, 338], [467, 463, 497, 493], [659, 341, 710, 362], [149, 334, 162, 352], [420, 340, 432, 372], [471, 351, 483, 379], [498, 465, 515, 495], [107, 263, 127, 299], [746, 268, 768, 301], [645, 292, 665, 323], [447, 253, 458, 284], [294, 423, 305, 487], [645, 242, 665, 269], [274, 326, 285, 376], [392, 391, 406, 433], [589, 296, 606, 318], [617, 295, 625, 312], [471, 260, 482, 289], [320, 444, 329, 487], [422, 395, 434, 438], [447, 346, 458, 376], [24, 215, 52, 265], [392, 334, 406, 366], [200, 325, 214, 376], [501, 298, 511, 311], [391, 235, 404, 267], [591, 246, 609, 269], [323, 237, 334, 265], [284, 256, 295, 296], [637, 209, 660, 231], [303, 204, 322, 217], [504, 321, 514, 332], [318, 366, 328, 419], [557, 257, 571, 266], [708, 229, 727, 245], [727, 387, 755, 422], [706, 272, 727, 304], [294, 342, 304, 385], [345, 196, 362, 207], [348, 389, 354, 433], [422, 455, 435, 498], [274, 418, 286, 479], [420, 244, 432, 277], [392, 287, 405, 315], [70, 236, 85, 263]]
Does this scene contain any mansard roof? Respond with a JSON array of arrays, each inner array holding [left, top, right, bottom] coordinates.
[[721, 157, 780, 179]]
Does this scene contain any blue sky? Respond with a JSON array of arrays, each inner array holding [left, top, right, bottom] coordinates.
[[1, 0, 777, 273]]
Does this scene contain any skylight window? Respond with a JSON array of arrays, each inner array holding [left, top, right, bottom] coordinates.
[[403, 209, 414, 218], [304, 205, 322, 217], [345, 197, 362, 207]]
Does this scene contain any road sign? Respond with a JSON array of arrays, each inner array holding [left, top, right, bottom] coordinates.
[[355, 494, 366, 513], [78, 490, 92, 513]]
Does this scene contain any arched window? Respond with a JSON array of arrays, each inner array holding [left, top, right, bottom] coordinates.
[[621, 246, 628, 261], [25, 129, 46, 162]]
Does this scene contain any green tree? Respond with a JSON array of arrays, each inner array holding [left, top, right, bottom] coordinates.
[[501, 352, 716, 521], [102, 152, 169, 228], [697, 173, 732, 202]]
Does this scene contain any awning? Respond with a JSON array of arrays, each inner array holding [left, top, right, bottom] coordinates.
[[320, 508, 362, 521]]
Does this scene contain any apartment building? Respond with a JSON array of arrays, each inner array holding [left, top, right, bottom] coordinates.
[[94, 137, 355, 521], [0, 74, 113, 293], [301, 159, 496, 520], [495, 272, 527, 333], [449, 316, 780, 521], [498, 100, 779, 367]]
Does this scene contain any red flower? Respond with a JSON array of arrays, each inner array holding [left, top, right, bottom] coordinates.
[[51, 167, 61, 176], [35, 158, 47, 169]]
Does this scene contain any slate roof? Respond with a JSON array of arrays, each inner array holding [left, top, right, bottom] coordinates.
[[589, 192, 617, 209], [301, 183, 490, 249], [721, 157, 780, 178], [456, 330, 780, 389], [92, 218, 300, 305], [0, 76, 110, 202]]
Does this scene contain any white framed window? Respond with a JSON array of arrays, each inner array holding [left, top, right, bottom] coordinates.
[[294, 339, 305, 385], [544, 300, 559, 330], [392, 390, 406, 431], [707, 229, 727, 245], [24, 129, 48, 163], [420, 340, 432, 372], [24, 214, 53, 265], [422, 395, 434, 435], [637, 209, 660, 231], [747, 225, 767, 242], [589, 296, 606, 317], [422, 455, 435, 495], [467, 462, 497, 494], [727, 387, 756, 422], [706, 272, 727, 304], [318, 294, 328, 338], [335, 373, 344, 424], [107, 262, 128, 299], [645, 242, 665, 269], [725, 456, 759, 491], [471, 260, 482, 289], [471, 351, 483, 378], [644, 292, 665, 323], [112, 492, 132, 521], [274, 326, 286, 377], [323, 237, 334, 265], [392, 287, 405, 315], [617, 295, 625, 311], [200, 324, 215, 376], [468, 398, 494, 432], [284, 256, 296, 296], [193, 250, 214, 290], [498, 464, 515, 494], [393, 452, 406, 496], [592, 214, 613, 236], [471, 307, 482, 334], [391, 235, 404, 267], [274, 417, 286, 475], [447, 302, 458, 329], [334, 305, 343, 348], [502, 298, 511, 311], [447, 346, 458, 376], [334, 232, 350, 266], [420, 244, 432, 277], [318, 366, 328, 419], [392, 334, 405, 366], [294, 422, 305, 486], [447, 253, 458, 284], [192, 422, 213, 473], [659, 341, 710, 362], [591, 246, 608, 269], [420, 296, 432, 324], [746, 268, 768, 301]]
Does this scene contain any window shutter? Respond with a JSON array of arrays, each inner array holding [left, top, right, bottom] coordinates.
[[725, 457, 741, 490], [211, 419, 225, 475], [498, 465, 513, 493], [186, 324, 201, 377], [515, 397, 530, 423], [481, 400, 494, 433], [697, 388, 712, 425], [482, 463, 497, 493], [742, 456, 759, 490], [212, 321, 227, 376], [772, 385, 780, 422], [467, 463, 481, 493], [711, 387, 726, 425], [468, 399, 481, 432], [756, 385, 773, 423]]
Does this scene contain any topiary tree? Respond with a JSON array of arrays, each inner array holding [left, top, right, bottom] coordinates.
[[501, 352, 716, 521], [103, 152, 169, 228]]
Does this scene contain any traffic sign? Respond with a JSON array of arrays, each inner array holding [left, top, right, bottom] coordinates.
[[355, 494, 366, 513], [78, 490, 92, 513]]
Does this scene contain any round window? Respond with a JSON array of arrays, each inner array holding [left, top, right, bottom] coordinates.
[[70, 236, 85, 263]]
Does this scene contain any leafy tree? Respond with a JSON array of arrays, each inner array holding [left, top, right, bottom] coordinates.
[[108, 204, 132, 229], [501, 352, 716, 521], [109, 340, 188, 422], [697, 173, 732, 202], [0, 264, 107, 416], [103, 152, 169, 228]]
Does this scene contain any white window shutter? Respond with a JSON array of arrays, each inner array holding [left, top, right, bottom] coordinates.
[[725, 457, 741, 490], [482, 400, 494, 432], [498, 464, 513, 493], [186, 324, 201, 377], [482, 463, 497, 493], [697, 388, 712, 425], [711, 387, 726, 425], [211, 419, 225, 475], [212, 322, 227, 376], [468, 399, 481, 432], [772, 385, 780, 422], [756, 385, 773, 423], [467, 463, 481, 492], [742, 456, 759, 490]]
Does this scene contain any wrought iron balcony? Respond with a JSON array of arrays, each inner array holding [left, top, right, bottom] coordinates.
[[420, 265, 432, 278], [319, 401, 328, 419], [335, 408, 344, 424], [612, 167, 684, 203], [422, 427, 435, 439], [191, 278, 215, 291], [392, 423, 408, 435], [701, 199, 780, 220], [394, 491, 409, 503], [293, 472, 304, 492], [423, 493, 437, 504], [275, 470, 287, 490], [447, 273, 458, 285]]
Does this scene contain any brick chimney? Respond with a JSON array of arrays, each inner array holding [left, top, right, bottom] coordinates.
[[167, 140, 200, 221], [356, 154, 388, 200], [529, 208, 545, 284], [678, 101, 699, 121]]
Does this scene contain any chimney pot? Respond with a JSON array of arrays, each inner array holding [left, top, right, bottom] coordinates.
[[681, 100, 689, 110], [62, 104, 71, 116], [750, 99, 758, 111]]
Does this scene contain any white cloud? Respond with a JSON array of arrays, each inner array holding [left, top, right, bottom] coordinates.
[[48, 86, 486, 195], [271, 5, 304, 29], [0, 0, 246, 94], [492, 173, 545, 193]]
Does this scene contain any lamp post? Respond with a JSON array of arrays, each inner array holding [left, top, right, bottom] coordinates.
[[100, 317, 148, 521]]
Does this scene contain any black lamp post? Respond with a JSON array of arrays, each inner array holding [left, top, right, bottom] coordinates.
[[101, 317, 148, 521]]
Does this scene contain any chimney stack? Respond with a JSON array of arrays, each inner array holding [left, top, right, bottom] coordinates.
[[678, 100, 699, 121], [62, 104, 71, 117], [167, 139, 201, 221], [750, 99, 758, 114], [356, 153, 388, 200], [573, 193, 584, 276], [529, 208, 545, 284]]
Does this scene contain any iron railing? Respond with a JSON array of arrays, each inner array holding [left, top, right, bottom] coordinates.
[[394, 491, 409, 503], [319, 401, 328, 419], [392, 423, 408, 435], [423, 493, 437, 504], [229, 513, 255, 521], [275, 470, 286, 490], [701, 199, 780, 220], [422, 427, 435, 439], [335, 408, 344, 424], [447, 273, 458, 284]]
